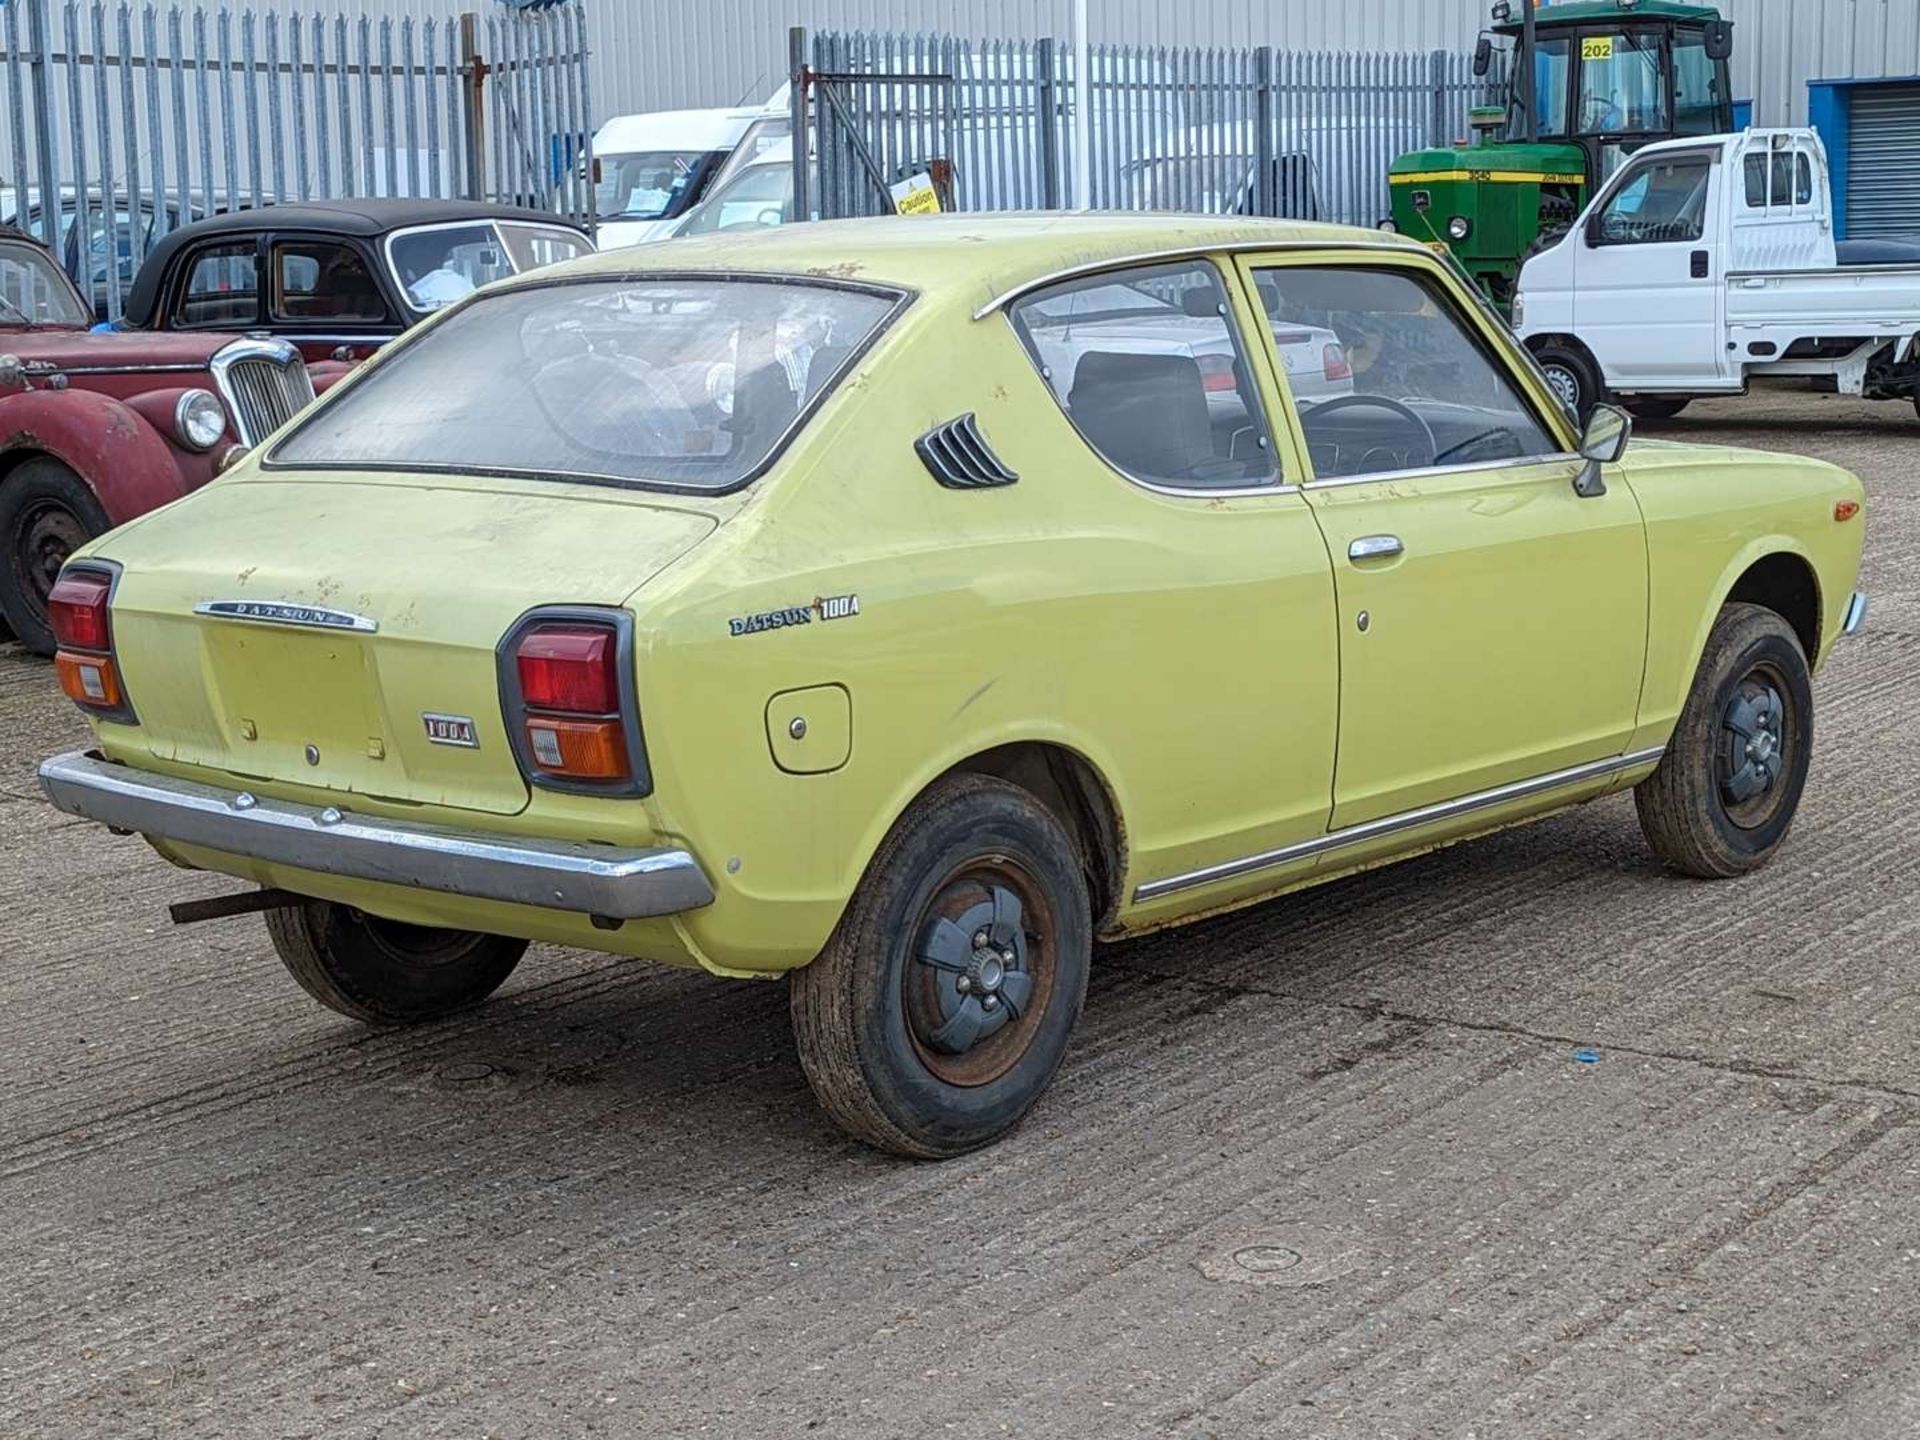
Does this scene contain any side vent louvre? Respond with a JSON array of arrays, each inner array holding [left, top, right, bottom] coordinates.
[[916, 413, 1019, 490]]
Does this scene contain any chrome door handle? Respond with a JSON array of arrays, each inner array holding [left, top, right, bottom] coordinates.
[[1348, 534, 1404, 562]]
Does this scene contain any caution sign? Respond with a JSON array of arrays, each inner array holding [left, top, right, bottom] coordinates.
[[1581, 36, 1615, 61], [890, 173, 942, 215]]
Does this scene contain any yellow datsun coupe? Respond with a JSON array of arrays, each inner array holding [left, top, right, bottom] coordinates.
[[38, 215, 1868, 1157]]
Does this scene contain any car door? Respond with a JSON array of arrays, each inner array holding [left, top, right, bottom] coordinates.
[[167, 236, 265, 331], [266, 234, 395, 361], [1237, 253, 1648, 832], [1006, 259, 1340, 904], [1572, 148, 1726, 388]]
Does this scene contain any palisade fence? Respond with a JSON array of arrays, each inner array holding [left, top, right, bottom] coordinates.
[[0, 0, 592, 320], [800, 27, 1501, 228]]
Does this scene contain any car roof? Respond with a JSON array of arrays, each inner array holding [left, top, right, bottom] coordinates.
[[594, 107, 757, 154], [123, 197, 587, 325], [529, 211, 1421, 311]]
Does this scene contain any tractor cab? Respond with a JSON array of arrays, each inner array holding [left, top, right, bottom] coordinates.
[[1389, 0, 1734, 311]]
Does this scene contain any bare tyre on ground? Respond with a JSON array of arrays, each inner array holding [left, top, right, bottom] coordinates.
[[265, 900, 529, 1025], [1636, 602, 1814, 878], [789, 773, 1093, 1159]]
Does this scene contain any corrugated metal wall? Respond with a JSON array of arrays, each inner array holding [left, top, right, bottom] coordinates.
[[353, 0, 1920, 129]]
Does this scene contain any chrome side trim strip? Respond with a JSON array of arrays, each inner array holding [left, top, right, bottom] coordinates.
[[972, 237, 1432, 320], [38, 750, 715, 920], [1301, 452, 1583, 491], [1843, 590, 1868, 636], [1133, 746, 1668, 903]]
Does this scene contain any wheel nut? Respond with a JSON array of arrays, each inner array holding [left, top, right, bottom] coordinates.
[[955, 975, 971, 994], [982, 995, 999, 1012], [974, 930, 989, 947]]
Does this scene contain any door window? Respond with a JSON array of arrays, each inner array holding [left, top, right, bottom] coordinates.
[[1010, 261, 1278, 490], [1593, 154, 1711, 245], [174, 242, 260, 327], [1671, 33, 1724, 135], [1518, 36, 1572, 139], [1252, 265, 1558, 480], [271, 241, 387, 322]]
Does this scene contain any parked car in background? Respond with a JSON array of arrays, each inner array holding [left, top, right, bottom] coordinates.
[[672, 136, 801, 236], [591, 106, 759, 249], [118, 198, 593, 362], [0, 226, 327, 653], [1517, 128, 1920, 419], [2, 187, 205, 319], [37, 215, 1865, 1158]]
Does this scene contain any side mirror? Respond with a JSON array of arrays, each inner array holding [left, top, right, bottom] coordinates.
[[1704, 20, 1734, 61], [1574, 403, 1631, 497], [1472, 35, 1493, 77]]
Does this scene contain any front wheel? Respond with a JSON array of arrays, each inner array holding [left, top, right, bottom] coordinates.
[[789, 774, 1092, 1158], [1635, 603, 1814, 878], [0, 458, 112, 656], [265, 901, 529, 1024], [1530, 342, 1604, 423]]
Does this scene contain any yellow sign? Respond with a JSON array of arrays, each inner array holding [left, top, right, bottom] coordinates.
[[890, 174, 942, 215], [1582, 36, 1615, 61]]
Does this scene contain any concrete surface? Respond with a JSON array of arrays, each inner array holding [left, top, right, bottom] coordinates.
[[1, 390, 1914, 1440]]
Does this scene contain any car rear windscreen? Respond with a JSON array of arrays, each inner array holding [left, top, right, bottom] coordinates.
[[270, 277, 899, 491]]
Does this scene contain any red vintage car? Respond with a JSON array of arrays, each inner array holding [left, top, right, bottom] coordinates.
[[0, 226, 326, 654]]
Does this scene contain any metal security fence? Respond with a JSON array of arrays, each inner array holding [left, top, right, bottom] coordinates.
[[0, 0, 591, 320], [798, 27, 1498, 228]]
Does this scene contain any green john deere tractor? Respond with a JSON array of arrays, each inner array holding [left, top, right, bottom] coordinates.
[[1388, 0, 1735, 311]]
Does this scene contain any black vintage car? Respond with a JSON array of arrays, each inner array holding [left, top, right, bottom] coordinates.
[[118, 197, 593, 362]]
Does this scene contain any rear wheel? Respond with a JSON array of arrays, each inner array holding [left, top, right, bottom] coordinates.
[[1635, 603, 1814, 878], [1531, 341, 1603, 422], [789, 774, 1092, 1158], [1625, 396, 1691, 421], [0, 458, 111, 656], [265, 900, 528, 1025]]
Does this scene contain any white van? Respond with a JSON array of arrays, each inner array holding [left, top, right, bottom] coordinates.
[[590, 107, 759, 249]]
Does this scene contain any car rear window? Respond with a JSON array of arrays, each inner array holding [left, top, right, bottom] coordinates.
[[269, 277, 901, 491]]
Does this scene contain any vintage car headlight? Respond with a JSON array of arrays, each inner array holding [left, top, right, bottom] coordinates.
[[173, 389, 227, 451], [1378, 218, 1398, 234], [1447, 215, 1473, 242]]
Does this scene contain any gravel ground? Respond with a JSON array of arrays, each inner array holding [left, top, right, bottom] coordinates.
[[2, 390, 1915, 1440]]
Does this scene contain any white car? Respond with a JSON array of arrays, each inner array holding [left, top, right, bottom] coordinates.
[[591, 107, 759, 249], [1516, 126, 1920, 420]]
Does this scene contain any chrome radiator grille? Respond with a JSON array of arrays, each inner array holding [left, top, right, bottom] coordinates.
[[210, 339, 318, 447]]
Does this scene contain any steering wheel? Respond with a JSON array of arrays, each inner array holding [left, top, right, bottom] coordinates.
[[1581, 96, 1623, 131], [1298, 395, 1439, 473]]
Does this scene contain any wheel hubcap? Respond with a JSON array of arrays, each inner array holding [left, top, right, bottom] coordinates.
[[1719, 672, 1792, 827], [906, 865, 1053, 1087]]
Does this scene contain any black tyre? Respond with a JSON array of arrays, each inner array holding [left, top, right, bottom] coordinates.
[[789, 773, 1092, 1158], [1531, 341, 1603, 423], [1624, 396, 1691, 421], [0, 457, 112, 656], [264, 900, 528, 1025], [1635, 603, 1814, 878]]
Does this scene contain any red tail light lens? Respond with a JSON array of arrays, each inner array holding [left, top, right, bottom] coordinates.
[[517, 624, 619, 714], [503, 613, 648, 793], [1195, 353, 1240, 394], [49, 571, 113, 652], [1322, 344, 1353, 382]]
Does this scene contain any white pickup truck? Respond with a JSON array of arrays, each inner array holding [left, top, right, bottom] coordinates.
[[1515, 127, 1920, 421]]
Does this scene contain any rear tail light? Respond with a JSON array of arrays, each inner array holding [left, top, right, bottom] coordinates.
[[49, 565, 136, 723], [1195, 353, 1241, 394], [500, 610, 651, 795], [1322, 344, 1353, 382]]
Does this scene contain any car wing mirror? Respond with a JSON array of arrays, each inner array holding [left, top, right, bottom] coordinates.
[[1574, 403, 1632, 497], [1704, 20, 1734, 61]]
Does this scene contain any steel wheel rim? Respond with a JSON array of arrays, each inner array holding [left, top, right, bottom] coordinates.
[[903, 857, 1057, 1088], [1718, 659, 1797, 830], [1542, 363, 1581, 412], [12, 498, 87, 625]]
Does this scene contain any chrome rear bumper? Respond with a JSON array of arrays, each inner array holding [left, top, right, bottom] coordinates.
[[38, 749, 714, 920], [1843, 590, 1868, 637]]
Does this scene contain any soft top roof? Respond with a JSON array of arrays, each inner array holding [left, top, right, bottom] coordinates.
[[124, 197, 586, 326]]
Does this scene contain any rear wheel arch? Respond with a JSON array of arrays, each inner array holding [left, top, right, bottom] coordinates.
[[944, 741, 1127, 934]]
